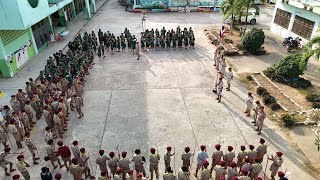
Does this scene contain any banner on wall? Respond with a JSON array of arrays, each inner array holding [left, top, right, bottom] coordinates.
[[7, 40, 32, 69]]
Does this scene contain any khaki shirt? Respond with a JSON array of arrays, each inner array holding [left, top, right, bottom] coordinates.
[[108, 157, 119, 167], [16, 160, 28, 172], [133, 154, 145, 167], [256, 144, 267, 157], [201, 168, 211, 180], [214, 165, 226, 178], [25, 137, 36, 149], [118, 158, 130, 170], [251, 163, 262, 175], [96, 155, 110, 167], [223, 151, 235, 162], [227, 167, 238, 179], [71, 146, 80, 159], [149, 154, 160, 166], [212, 150, 223, 164], [181, 153, 192, 165], [163, 173, 176, 180], [247, 150, 257, 163]]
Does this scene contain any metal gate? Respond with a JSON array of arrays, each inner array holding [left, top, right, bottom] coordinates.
[[32, 18, 51, 49]]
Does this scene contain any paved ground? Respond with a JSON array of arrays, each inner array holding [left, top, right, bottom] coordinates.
[[0, 1, 318, 179]]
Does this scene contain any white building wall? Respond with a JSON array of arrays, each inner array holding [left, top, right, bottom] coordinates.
[[270, 0, 320, 44]]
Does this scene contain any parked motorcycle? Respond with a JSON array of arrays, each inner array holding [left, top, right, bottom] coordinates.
[[282, 37, 301, 52]]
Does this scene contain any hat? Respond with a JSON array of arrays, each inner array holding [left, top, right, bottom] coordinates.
[[231, 177, 239, 180], [150, 148, 156, 152], [109, 152, 115, 156], [215, 144, 221, 150], [166, 146, 172, 151], [99, 150, 105, 155], [101, 171, 107, 176], [249, 145, 255, 150], [244, 157, 250, 163], [137, 173, 143, 178], [17, 155, 24, 160], [72, 141, 78, 146], [128, 170, 134, 174], [276, 152, 283, 157], [254, 157, 260, 162], [12, 175, 20, 179], [121, 151, 127, 155], [202, 160, 209, 167], [57, 141, 63, 146], [228, 146, 233, 151], [220, 160, 226, 166], [21, 109, 26, 112], [278, 171, 285, 178], [230, 161, 236, 168], [55, 173, 62, 179], [25, 132, 30, 136], [116, 168, 123, 174], [72, 158, 78, 164], [241, 169, 248, 175], [255, 177, 263, 180], [220, 177, 226, 180], [260, 138, 265, 144], [73, 94, 77, 97], [54, 110, 60, 114], [255, 100, 260, 104], [10, 120, 15, 124], [240, 145, 246, 151]]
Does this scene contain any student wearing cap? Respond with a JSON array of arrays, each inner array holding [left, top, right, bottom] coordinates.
[[126, 169, 134, 180], [108, 151, 119, 177], [70, 158, 84, 180], [98, 170, 108, 180], [10, 95, 20, 113], [71, 94, 84, 118], [178, 165, 190, 180], [247, 145, 257, 164], [44, 127, 57, 144], [119, 151, 130, 174], [236, 145, 247, 171], [200, 160, 210, 180], [223, 146, 235, 167], [164, 146, 175, 172], [0, 147, 16, 176], [16, 89, 27, 109], [252, 100, 262, 125], [79, 148, 95, 179], [256, 138, 267, 163], [71, 141, 80, 160], [278, 171, 288, 180], [249, 157, 262, 179], [163, 166, 176, 180], [196, 145, 208, 177], [216, 77, 224, 103], [25, 132, 40, 165], [53, 110, 63, 138], [46, 140, 63, 169], [227, 161, 238, 180], [241, 157, 252, 173], [132, 149, 146, 176], [54, 173, 62, 180], [7, 120, 23, 149], [211, 144, 223, 173], [114, 168, 123, 180], [269, 152, 283, 180], [96, 149, 110, 172], [149, 147, 160, 180], [226, 67, 233, 91], [16, 155, 30, 180], [12, 174, 20, 180], [256, 107, 266, 135], [56, 141, 72, 171], [238, 169, 250, 180], [244, 92, 254, 117], [214, 160, 227, 180], [181, 146, 194, 169]]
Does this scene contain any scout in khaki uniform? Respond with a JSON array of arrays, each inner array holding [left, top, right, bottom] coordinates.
[[96, 149, 110, 172], [44, 127, 57, 144], [31, 93, 42, 119], [256, 138, 267, 163], [71, 94, 84, 118], [244, 92, 253, 117], [0, 148, 16, 176], [57, 141, 72, 171], [43, 106, 53, 127], [241, 158, 252, 173], [247, 145, 257, 164], [53, 110, 63, 138], [7, 120, 23, 149], [214, 50, 220, 67], [19, 109, 31, 131], [16, 155, 30, 180], [25, 132, 40, 165], [71, 141, 80, 160], [237, 145, 247, 172], [11, 113, 25, 140], [132, 149, 146, 176], [216, 78, 224, 103], [214, 160, 226, 180], [223, 146, 235, 167], [211, 144, 223, 173], [16, 89, 27, 109], [249, 157, 262, 179], [163, 166, 176, 180], [126, 169, 134, 180], [256, 107, 266, 135], [24, 101, 35, 125], [252, 101, 262, 125], [46, 139, 63, 169], [227, 161, 238, 180], [269, 152, 283, 180], [12, 174, 21, 180], [164, 146, 175, 172], [114, 168, 123, 180], [79, 148, 95, 179], [0, 126, 8, 148], [10, 95, 20, 113], [200, 160, 210, 180], [238, 169, 251, 180], [278, 171, 287, 180], [55, 173, 62, 180], [119, 151, 130, 178], [70, 158, 84, 180], [149, 147, 160, 180], [178, 165, 190, 180], [25, 82, 33, 99], [181, 146, 194, 169], [226, 68, 233, 91], [98, 171, 108, 180], [108, 151, 119, 177]]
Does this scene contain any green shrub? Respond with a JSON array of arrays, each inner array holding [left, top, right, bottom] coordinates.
[[306, 94, 320, 102], [312, 103, 320, 109], [246, 75, 253, 81], [280, 114, 295, 127], [270, 103, 281, 111], [261, 91, 270, 97], [256, 87, 267, 95], [223, 37, 233, 44], [236, 43, 244, 51], [272, 54, 306, 79], [263, 95, 276, 105], [241, 28, 265, 55], [211, 39, 220, 45]]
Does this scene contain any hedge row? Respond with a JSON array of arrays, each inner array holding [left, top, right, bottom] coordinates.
[[256, 87, 282, 111]]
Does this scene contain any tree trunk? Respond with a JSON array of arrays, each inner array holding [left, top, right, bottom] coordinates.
[[243, 5, 249, 36], [231, 13, 234, 34]]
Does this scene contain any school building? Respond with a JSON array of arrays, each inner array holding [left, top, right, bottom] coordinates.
[[0, 0, 97, 78], [270, 0, 320, 44]]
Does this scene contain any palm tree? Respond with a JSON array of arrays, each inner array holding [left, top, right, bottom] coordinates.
[[221, 0, 245, 34], [243, 0, 266, 33], [302, 33, 320, 62]]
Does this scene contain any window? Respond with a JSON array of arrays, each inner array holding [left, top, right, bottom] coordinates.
[[27, 0, 39, 8], [64, 3, 75, 21], [291, 15, 315, 39], [273, 8, 291, 28], [0, 30, 27, 46]]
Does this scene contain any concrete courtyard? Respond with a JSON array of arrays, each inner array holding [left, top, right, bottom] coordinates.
[[0, 0, 318, 179]]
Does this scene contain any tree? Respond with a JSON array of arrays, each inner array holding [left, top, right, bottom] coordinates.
[[243, 0, 265, 33], [302, 31, 320, 63], [241, 28, 265, 55], [272, 54, 306, 79], [221, 0, 245, 34]]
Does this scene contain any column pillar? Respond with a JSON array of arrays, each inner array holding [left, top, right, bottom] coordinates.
[[48, 15, 55, 35], [91, 0, 96, 14], [133, 0, 137, 9], [287, 7, 296, 37], [28, 27, 38, 55], [85, 0, 91, 19], [72, 1, 77, 17], [58, 8, 67, 27], [0, 36, 13, 77]]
